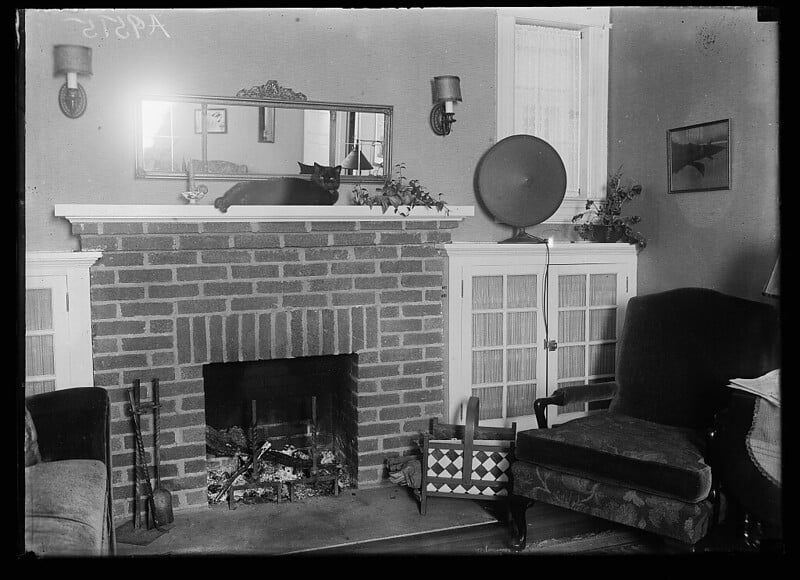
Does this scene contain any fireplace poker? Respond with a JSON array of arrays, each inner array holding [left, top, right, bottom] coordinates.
[[128, 384, 166, 530]]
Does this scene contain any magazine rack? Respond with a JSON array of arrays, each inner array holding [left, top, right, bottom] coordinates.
[[417, 397, 516, 514]]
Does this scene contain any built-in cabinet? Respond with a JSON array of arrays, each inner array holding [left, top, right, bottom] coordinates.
[[24, 252, 100, 396], [442, 243, 637, 431]]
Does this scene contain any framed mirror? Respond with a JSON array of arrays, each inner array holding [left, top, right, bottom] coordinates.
[[135, 83, 392, 183]]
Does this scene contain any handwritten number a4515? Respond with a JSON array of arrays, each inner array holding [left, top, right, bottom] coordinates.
[[65, 14, 171, 40]]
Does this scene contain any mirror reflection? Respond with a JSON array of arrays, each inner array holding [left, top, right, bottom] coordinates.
[[136, 95, 392, 181]]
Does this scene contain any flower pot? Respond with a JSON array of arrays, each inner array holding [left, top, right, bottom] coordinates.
[[577, 225, 625, 243]]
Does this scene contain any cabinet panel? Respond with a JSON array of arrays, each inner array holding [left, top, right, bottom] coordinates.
[[25, 252, 101, 395], [456, 264, 545, 430], [24, 277, 69, 397], [443, 243, 636, 431], [471, 386, 504, 420], [547, 264, 629, 425]]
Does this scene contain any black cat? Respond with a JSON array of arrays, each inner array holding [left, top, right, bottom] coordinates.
[[214, 163, 341, 212]]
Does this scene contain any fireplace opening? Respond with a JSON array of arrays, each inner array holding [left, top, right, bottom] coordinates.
[[203, 354, 358, 505]]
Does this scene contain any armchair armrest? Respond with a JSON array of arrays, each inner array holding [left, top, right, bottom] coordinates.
[[533, 382, 618, 428], [25, 387, 110, 465]]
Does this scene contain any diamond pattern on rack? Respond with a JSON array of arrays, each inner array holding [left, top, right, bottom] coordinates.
[[428, 448, 463, 477], [471, 450, 511, 481]]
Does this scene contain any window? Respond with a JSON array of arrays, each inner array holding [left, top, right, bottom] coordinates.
[[24, 252, 100, 396], [497, 8, 610, 223]]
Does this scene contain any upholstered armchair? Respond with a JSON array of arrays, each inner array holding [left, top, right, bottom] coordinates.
[[24, 387, 116, 556], [509, 288, 780, 550]]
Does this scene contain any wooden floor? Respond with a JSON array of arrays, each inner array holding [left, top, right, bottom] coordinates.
[[111, 487, 769, 557], [310, 502, 771, 556], [310, 501, 672, 555]]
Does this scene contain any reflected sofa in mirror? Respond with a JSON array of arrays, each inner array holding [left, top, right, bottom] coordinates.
[[135, 91, 392, 183]]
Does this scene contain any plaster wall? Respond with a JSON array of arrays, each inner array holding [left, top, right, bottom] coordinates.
[[23, 8, 780, 302], [23, 8, 500, 251], [608, 7, 779, 301]]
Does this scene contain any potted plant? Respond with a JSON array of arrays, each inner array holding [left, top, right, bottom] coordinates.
[[571, 166, 647, 250], [352, 163, 449, 216]]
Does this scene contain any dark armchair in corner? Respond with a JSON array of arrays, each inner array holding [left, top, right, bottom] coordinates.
[[23, 387, 116, 556], [509, 288, 780, 550]]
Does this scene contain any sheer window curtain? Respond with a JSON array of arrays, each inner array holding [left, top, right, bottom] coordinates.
[[514, 24, 581, 196], [25, 288, 57, 396]]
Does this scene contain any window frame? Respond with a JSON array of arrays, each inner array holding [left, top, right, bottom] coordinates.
[[496, 7, 610, 224]]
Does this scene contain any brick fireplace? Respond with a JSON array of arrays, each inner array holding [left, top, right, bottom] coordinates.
[[55, 204, 471, 523]]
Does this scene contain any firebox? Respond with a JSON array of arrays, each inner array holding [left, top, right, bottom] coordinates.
[[203, 354, 359, 503], [204, 354, 358, 460]]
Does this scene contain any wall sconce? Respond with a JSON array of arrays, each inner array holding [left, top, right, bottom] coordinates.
[[54, 45, 92, 119], [430, 75, 462, 136]]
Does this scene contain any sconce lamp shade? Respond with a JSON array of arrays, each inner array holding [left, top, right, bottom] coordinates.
[[763, 256, 780, 298], [342, 145, 373, 171], [430, 75, 463, 136], [54, 45, 92, 76], [433, 75, 462, 104]]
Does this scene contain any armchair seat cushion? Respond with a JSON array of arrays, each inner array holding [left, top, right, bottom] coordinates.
[[515, 412, 711, 503], [25, 459, 109, 556], [511, 461, 715, 545]]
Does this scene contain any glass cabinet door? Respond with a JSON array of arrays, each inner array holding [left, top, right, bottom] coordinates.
[[461, 267, 544, 430], [24, 276, 70, 397], [546, 265, 626, 425]]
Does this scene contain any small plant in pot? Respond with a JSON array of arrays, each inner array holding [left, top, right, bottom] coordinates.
[[572, 166, 647, 250], [352, 163, 449, 216]]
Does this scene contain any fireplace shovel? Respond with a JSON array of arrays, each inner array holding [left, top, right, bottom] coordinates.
[[151, 378, 174, 525]]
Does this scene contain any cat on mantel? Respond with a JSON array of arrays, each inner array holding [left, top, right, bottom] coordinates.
[[213, 163, 341, 212]]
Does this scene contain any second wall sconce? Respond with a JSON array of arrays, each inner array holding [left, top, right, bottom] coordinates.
[[430, 75, 462, 136], [54, 44, 92, 119]]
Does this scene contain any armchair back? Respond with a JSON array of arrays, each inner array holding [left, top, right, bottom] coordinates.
[[25, 387, 111, 464], [609, 288, 780, 430]]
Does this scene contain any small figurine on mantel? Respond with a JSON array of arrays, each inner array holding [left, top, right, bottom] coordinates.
[[180, 158, 208, 204]]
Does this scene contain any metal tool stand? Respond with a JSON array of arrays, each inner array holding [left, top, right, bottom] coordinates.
[[129, 380, 159, 529]]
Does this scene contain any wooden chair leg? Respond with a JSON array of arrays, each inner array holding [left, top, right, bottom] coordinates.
[[509, 496, 535, 551]]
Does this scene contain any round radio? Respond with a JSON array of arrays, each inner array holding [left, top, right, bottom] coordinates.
[[475, 135, 567, 243]]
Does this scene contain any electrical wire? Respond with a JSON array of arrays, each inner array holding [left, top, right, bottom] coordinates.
[[542, 240, 552, 422], [542, 240, 551, 339]]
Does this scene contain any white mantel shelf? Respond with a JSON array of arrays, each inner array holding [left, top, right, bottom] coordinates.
[[54, 204, 474, 223]]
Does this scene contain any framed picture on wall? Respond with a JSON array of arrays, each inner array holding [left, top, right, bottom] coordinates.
[[194, 108, 228, 134], [258, 107, 275, 143], [667, 119, 730, 193]]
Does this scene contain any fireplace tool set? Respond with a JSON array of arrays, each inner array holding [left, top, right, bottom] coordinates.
[[128, 378, 174, 529], [216, 396, 343, 508]]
